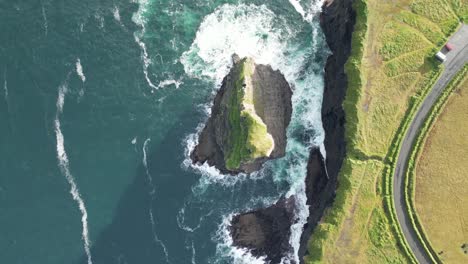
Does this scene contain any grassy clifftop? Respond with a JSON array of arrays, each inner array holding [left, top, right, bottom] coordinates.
[[306, 0, 467, 263], [225, 58, 274, 170]]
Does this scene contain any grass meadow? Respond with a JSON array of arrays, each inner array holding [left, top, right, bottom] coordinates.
[[414, 77, 468, 264]]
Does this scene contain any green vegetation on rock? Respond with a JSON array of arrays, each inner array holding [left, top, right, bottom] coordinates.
[[225, 58, 274, 170]]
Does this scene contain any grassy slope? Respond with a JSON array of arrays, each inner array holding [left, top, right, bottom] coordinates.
[[412, 71, 468, 264], [306, 0, 467, 263], [225, 58, 274, 170]]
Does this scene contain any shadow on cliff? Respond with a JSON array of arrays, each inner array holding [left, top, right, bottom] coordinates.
[[76, 112, 201, 264]]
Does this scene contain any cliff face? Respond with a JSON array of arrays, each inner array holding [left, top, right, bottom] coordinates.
[[299, 0, 356, 261], [191, 55, 292, 174]]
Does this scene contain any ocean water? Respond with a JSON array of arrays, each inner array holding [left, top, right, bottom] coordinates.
[[0, 0, 328, 263]]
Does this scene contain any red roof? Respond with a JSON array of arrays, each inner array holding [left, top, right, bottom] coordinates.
[[445, 43, 454, 51]]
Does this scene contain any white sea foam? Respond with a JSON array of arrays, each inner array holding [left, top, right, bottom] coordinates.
[[54, 83, 93, 264], [3, 70, 8, 102], [180, 4, 288, 84], [288, 0, 307, 19], [76, 58, 86, 83], [113, 7, 121, 22], [176, 206, 213, 233], [190, 239, 197, 264], [181, 2, 326, 263], [142, 138, 171, 263], [132, 0, 159, 90], [95, 13, 105, 29], [157, 78, 183, 89], [288, 0, 324, 23]]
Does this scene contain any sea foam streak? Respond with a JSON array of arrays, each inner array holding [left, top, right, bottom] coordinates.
[[112, 6, 121, 22], [54, 84, 93, 264], [41, 2, 48, 36], [3, 70, 8, 102], [76, 58, 86, 83], [132, 0, 158, 90], [181, 2, 326, 263], [142, 138, 171, 263], [190, 239, 196, 264]]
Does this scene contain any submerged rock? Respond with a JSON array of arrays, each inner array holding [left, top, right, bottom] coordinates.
[[191, 55, 292, 174], [229, 196, 297, 263]]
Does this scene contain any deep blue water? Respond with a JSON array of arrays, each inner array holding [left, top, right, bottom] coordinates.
[[0, 0, 328, 263]]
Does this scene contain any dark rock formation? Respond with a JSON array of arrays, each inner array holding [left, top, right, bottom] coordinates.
[[299, 0, 356, 261], [191, 55, 292, 174], [230, 196, 297, 263]]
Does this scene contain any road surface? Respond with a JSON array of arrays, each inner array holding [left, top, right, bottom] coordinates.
[[393, 24, 468, 264]]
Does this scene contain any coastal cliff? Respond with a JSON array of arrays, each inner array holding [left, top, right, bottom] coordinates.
[[299, 0, 355, 261], [191, 55, 292, 174]]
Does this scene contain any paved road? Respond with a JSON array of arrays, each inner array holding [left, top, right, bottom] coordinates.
[[393, 24, 468, 264]]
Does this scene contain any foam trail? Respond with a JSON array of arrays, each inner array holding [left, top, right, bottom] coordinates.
[[190, 239, 196, 264], [176, 207, 213, 233], [132, 0, 159, 90], [41, 1, 48, 35], [288, 0, 306, 19], [3, 70, 8, 102], [288, 0, 324, 23], [54, 84, 93, 264], [76, 58, 86, 83], [142, 139, 171, 263], [157, 78, 183, 89]]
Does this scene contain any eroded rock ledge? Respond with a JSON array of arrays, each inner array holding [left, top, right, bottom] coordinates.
[[191, 55, 292, 174]]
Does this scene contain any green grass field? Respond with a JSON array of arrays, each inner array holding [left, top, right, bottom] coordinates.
[[413, 75, 468, 264], [305, 0, 467, 263]]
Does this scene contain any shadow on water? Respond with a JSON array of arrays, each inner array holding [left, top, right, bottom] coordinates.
[[77, 111, 202, 264]]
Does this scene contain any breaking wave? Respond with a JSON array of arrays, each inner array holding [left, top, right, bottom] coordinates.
[[54, 83, 93, 264]]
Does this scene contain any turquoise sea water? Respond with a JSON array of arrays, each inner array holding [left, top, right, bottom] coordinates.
[[0, 0, 327, 263]]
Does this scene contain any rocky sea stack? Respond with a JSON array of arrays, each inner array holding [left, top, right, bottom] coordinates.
[[229, 197, 297, 263], [190, 55, 292, 174]]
